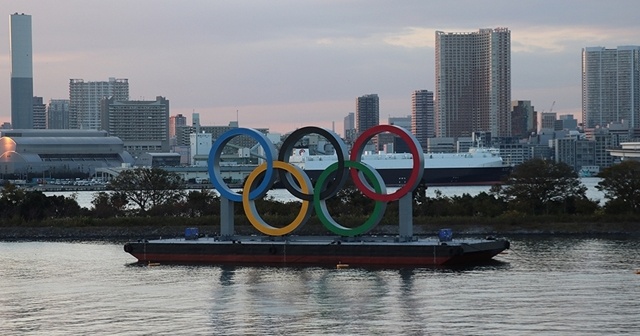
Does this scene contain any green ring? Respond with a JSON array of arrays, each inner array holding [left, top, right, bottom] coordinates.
[[313, 161, 387, 236]]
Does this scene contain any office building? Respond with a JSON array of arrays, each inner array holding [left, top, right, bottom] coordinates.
[[10, 13, 33, 129], [435, 28, 511, 138], [411, 89, 434, 149], [343, 112, 356, 143], [582, 46, 640, 129], [540, 112, 557, 132], [388, 115, 411, 130], [559, 114, 578, 131], [47, 99, 69, 129], [511, 100, 536, 139], [100, 96, 169, 157], [169, 114, 187, 139], [356, 94, 379, 135], [69, 77, 129, 130], [32, 97, 46, 129]]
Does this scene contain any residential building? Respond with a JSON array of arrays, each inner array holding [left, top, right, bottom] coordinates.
[[435, 28, 511, 138], [411, 89, 434, 149], [100, 96, 169, 158], [10, 13, 33, 129], [69, 77, 129, 130], [582, 46, 640, 129]]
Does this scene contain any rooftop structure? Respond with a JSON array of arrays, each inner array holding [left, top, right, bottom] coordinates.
[[0, 130, 134, 176]]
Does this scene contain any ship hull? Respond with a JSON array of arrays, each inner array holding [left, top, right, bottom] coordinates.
[[303, 166, 511, 187], [124, 237, 509, 267]]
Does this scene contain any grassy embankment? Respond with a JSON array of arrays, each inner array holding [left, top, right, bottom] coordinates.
[[0, 213, 638, 240]]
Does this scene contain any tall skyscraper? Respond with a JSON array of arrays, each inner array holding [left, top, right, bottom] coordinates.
[[411, 89, 434, 149], [435, 28, 511, 138], [356, 94, 379, 136], [47, 99, 70, 129], [10, 13, 33, 129], [69, 78, 129, 130], [582, 46, 640, 129]]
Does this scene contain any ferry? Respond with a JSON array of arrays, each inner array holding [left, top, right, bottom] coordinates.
[[289, 147, 512, 186]]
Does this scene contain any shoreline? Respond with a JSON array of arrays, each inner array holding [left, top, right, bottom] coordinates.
[[1, 223, 638, 242]]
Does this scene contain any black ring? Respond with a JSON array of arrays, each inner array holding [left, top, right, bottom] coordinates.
[[278, 126, 348, 201]]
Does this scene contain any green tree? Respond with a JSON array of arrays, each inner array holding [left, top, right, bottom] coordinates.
[[494, 158, 591, 215], [106, 167, 186, 214], [183, 189, 219, 217], [596, 160, 640, 214], [91, 191, 129, 218], [0, 182, 25, 220]]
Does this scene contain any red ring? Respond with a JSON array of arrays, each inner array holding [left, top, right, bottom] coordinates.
[[349, 125, 424, 202]]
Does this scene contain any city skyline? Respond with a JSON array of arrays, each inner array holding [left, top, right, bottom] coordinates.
[[1, 1, 639, 135]]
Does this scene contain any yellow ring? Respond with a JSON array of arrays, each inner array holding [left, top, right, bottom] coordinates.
[[242, 161, 312, 236]]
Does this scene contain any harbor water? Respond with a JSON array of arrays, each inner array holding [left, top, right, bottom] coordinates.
[[1, 237, 639, 335], [47, 177, 607, 209]]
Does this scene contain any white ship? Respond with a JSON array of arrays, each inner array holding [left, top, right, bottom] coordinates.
[[289, 147, 512, 186]]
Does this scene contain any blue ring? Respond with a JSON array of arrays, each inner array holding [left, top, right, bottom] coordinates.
[[207, 128, 277, 202]]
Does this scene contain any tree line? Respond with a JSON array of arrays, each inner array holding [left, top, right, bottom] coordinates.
[[2, 159, 640, 226]]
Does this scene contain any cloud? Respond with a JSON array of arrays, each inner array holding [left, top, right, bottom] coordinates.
[[383, 24, 640, 54], [512, 26, 640, 53], [383, 27, 433, 49]]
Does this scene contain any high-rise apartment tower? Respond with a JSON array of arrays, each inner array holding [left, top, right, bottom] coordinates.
[[582, 46, 640, 129], [69, 78, 129, 130], [435, 28, 511, 138], [10, 13, 33, 129], [411, 89, 434, 149]]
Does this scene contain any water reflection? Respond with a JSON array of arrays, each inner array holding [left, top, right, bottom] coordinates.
[[1, 238, 639, 334]]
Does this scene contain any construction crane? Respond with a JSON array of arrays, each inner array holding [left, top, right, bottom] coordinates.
[[548, 101, 556, 113]]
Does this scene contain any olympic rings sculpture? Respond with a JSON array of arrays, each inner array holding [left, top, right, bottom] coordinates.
[[208, 125, 425, 237]]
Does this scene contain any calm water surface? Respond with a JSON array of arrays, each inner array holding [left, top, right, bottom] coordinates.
[[47, 177, 607, 209], [1, 236, 639, 335]]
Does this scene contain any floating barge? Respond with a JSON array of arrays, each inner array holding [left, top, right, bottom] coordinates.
[[124, 231, 509, 267]]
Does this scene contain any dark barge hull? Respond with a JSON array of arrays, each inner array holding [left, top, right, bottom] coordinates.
[[124, 237, 509, 267]]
